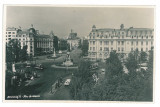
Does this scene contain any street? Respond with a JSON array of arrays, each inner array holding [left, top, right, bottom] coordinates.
[[14, 49, 82, 100]]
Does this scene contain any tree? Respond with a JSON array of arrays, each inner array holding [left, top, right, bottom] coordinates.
[[105, 50, 123, 77], [6, 39, 21, 63], [58, 39, 68, 50], [53, 36, 59, 51], [70, 59, 92, 99], [81, 40, 89, 56], [78, 39, 82, 48], [125, 51, 139, 74], [19, 45, 28, 62], [140, 51, 148, 63]]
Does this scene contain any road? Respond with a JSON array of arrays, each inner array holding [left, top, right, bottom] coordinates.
[[14, 49, 82, 100]]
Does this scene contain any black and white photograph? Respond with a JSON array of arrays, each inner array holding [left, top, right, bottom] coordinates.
[[3, 6, 154, 101]]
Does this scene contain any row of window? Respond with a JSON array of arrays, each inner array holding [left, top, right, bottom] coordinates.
[[89, 35, 153, 39], [90, 47, 151, 52], [91, 30, 153, 35], [6, 32, 16, 34], [90, 41, 153, 46]]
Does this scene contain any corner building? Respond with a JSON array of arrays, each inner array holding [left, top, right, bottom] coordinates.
[[87, 24, 154, 61], [6, 26, 55, 56]]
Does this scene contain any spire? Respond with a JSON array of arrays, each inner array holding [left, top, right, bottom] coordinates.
[[49, 30, 54, 37], [120, 24, 124, 30], [71, 29, 73, 33], [31, 24, 33, 28]]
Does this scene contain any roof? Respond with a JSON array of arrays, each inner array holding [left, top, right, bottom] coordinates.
[[129, 28, 154, 31], [17, 31, 29, 35], [6, 27, 17, 31], [36, 34, 51, 38], [96, 28, 128, 32]]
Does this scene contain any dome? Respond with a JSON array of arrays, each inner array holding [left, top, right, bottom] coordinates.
[[29, 27, 36, 34], [92, 25, 96, 28]]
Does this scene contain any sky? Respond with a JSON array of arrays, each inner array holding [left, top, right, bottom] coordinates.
[[6, 6, 154, 38]]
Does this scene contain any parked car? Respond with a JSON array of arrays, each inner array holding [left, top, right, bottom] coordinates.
[[101, 68, 105, 74], [34, 64, 44, 70], [64, 79, 71, 86]]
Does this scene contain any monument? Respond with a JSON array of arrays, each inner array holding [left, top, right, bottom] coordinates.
[[62, 52, 73, 66], [52, 48, 56, 57]]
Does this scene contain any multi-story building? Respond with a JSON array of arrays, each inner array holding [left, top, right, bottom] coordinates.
[[6, 25, 55, 56], [87, 24, 154, 61], [67, 29, 80, 50]]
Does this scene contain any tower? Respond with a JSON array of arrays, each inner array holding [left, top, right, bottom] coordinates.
[[92, 25, 96, 31]]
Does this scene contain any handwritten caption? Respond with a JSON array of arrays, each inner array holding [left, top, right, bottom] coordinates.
[[7, 95, 40, 99]]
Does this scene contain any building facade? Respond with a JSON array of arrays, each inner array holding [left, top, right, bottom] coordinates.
[[67, 29, 80, 50], [87, 24, 154, 61], [6, 25, 55, 56]]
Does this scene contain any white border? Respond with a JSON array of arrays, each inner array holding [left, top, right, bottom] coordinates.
[[1, 0, 160, 107]]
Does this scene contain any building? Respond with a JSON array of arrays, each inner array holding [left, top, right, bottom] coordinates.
[[87, 24, 154, 61], [6, 25, 55, 56], [67, 29, 80, 50]]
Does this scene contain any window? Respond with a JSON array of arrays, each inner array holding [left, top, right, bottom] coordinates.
[[12, 32, 15, 34], [141, 41, 143, 45], [105, 41, 109, 45], [111, 47, 113, 51], [131, 48, 133, 51], [118, 41, 120, 45], [90, 47, 92, 50], [100, 41, 102, 45], [118, 47, 120, 51], [121, 41, 124, 45], [90, 41, 92, 45], [146, 41, 148, 45], [151, 41, 153, 45], [141, 48, 143, 51], [93, 41, 95, 45], [136, 41, 138, 45], [104, 47, 109, 51], [146, 36, 148, 39], [8, 35, 11, 37], [6, 32, 7, 34], [142, 36, 143, 39], [150, 31, 152, 34], [111, 41, 113, 45], [122, 47, 124, 52], [8, 32, 11, 34], [100, 47, 102, 51], [131, 41, 133, 45], [136, 48, 139, 51], [93, 47, 95, 51]]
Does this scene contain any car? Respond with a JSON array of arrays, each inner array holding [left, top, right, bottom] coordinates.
[[101, 68, 105, 74], [64, 79, 71, 86], [34, 64, 44, 70]]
